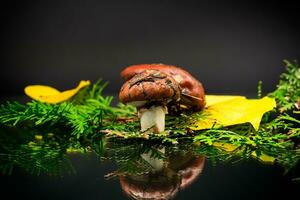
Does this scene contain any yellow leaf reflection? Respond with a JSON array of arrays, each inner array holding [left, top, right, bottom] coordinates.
[[213, 142, 239, 152], [251, 151, 275, 163]]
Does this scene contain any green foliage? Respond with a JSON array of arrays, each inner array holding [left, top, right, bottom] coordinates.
[[269, 60, 300, 112], [257, 80, 263, 98], [0, 80, 136, 138], [191, 61, 300, 169], [0, 60, 299, 176], [194, 114, 300, 149]]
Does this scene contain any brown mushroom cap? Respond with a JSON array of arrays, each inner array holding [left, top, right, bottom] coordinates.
[[121, 64, 205, 111], [119, 69, 181, 106]]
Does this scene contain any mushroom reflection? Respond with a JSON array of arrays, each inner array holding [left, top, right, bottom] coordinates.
[[118, 149, 205, 200]]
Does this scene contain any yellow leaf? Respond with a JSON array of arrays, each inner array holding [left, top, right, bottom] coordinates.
[[193, 96, 276, 130], [205, 95, 245, 107], [24, 80, 90, 104]]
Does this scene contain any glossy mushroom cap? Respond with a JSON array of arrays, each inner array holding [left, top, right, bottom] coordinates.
[[121, 64, 206, 111], [177, 157, 205, 189], [119, 69, 181, 107], [119, 156, 205, 200], [120, 174, 180, 200]]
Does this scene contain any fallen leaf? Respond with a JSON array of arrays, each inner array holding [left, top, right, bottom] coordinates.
[[193, 96, 276, 130], [24, 80, 90, 104], [205, 95, 245, 107]]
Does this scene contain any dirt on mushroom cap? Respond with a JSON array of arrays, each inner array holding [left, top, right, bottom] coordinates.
[[119, 70, 181, 105]]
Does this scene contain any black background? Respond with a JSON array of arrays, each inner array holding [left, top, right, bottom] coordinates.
[[1, 0, 300, 97]]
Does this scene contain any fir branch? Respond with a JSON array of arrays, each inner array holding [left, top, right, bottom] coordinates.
[[0, 81, 136, 138], [0, 101, 72, 126], [269, 60, 300, 112]]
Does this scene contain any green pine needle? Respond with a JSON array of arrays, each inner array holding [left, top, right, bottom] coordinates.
[[269, 60, 300, 112], [0, 80, 136, 138]]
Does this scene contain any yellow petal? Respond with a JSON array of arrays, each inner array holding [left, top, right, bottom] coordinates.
[[193, 96, 276, 130], [24, 80, 90, 104]]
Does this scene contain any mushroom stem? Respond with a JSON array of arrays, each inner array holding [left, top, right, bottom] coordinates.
[[141, 147, 165, 171], [139, 106, 167, 133]]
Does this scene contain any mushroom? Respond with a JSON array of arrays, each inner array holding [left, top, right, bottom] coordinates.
[[121, 63, 206, 111], [119, 69, 181, 133], [119, 154, 205, 200]]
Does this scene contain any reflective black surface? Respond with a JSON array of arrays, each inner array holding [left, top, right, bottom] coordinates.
[[0, 124, 299, 200]]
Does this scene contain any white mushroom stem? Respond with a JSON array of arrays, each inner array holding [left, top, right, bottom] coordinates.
[[141, 147, 165, 171], [139, 106, 167, 133]]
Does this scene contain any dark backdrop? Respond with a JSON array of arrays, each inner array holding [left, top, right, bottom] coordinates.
[[1, 0, 300, 97]]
